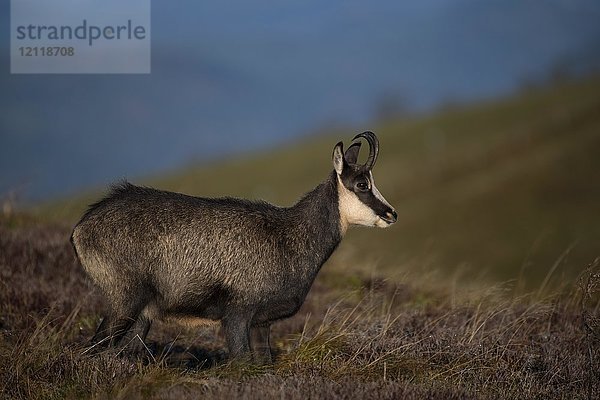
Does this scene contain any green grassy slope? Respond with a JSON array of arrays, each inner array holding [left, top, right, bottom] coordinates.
[[38, 76, 600, 286]]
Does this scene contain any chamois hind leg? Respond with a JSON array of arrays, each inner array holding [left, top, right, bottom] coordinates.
[[138, 317, 153, 343], [250, 325, 273, 364], [91, 316, 111, 347], [127, 317, 153, 355], [91, 313, 138, 349], [91, 290, 149, 349]]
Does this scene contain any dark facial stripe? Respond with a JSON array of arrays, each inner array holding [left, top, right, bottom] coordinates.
[[355, 189, 393, 218]]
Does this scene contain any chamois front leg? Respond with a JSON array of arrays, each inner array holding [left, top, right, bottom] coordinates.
[[251, 325, 273, 363], [222, 313, 252, 360]]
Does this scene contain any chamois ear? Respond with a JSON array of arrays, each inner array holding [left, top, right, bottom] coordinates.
[[344, 141, 361, 165], [332, 142, 345, 175]]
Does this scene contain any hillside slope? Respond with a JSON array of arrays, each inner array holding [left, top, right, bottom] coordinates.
[[38, 75, 600, 285]]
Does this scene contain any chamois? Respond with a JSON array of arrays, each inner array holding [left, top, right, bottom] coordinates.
[[71, 131, 397, 362]]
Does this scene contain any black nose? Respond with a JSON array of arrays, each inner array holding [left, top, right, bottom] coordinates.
[[383, 210, 397, 223]]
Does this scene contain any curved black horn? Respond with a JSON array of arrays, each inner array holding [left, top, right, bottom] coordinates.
[[351, 131, 379, 169]]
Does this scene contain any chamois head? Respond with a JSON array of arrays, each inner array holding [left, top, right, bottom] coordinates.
[[333, 131, 397, 230]]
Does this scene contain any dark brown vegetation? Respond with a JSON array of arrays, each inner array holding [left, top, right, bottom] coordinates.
[[1, 217, 598, 399]]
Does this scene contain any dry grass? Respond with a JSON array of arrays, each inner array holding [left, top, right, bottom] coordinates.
[[1, 217, 598, 399]]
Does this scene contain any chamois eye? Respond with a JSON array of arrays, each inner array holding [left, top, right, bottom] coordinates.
[[356, 182, 369, 192]]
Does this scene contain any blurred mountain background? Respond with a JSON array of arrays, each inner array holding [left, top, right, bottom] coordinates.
[[38, 75, 600, 286], [1, 0, 600, 201], [2, 0, 600, 286]]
